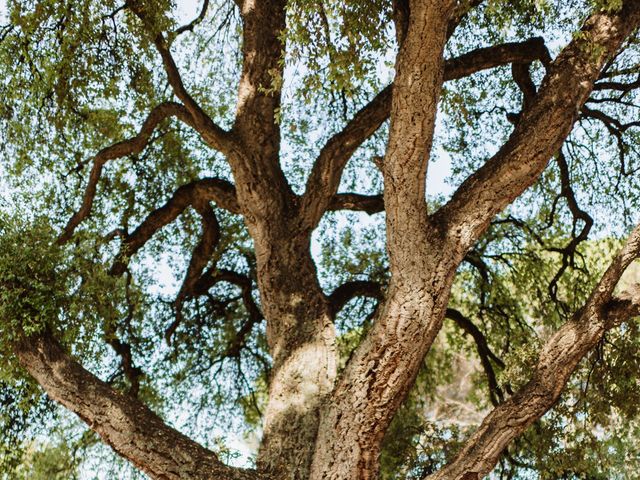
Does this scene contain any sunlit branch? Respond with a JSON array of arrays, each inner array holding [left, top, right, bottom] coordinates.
[[429, 222, 640, 480], [14, 331, 264, 480], [433, 4, 640, 255]]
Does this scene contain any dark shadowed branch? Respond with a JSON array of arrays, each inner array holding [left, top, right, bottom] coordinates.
[[446, 308, 505, 406], [110, 178, 239, 276], [59, 102, 195, 244]]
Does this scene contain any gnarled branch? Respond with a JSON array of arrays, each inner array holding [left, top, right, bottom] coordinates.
[[110, 178, 239, 276], [14, 331, 262, 480], [59, 102, 193, 244], [128, 2, 236, 155], [429, 222, 640, 480]]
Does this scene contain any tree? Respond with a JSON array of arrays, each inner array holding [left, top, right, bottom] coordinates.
[[1, 0, 640, 478]]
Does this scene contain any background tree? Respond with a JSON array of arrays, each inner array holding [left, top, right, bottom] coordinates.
[[2, 0, 640, 479]]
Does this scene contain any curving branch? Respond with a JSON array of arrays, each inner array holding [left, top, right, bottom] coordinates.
[[128, 2, 236, 155], [446, 308, 505, 406], [429, 222, 640, 480], [168, 201, 222, 344], [170, 268, 263, 357], [58, 102, 194, 244], [434, 3, 640, 256], [446, 0, 486, 39], [14, 331, 263, 480], [173, 0, 210, 37], [110, 178, 239, 276], [581, 105, 640, 177], [300, 37, 552, 228], [547, 151, 594, 302], [328, 280, 383, 317]]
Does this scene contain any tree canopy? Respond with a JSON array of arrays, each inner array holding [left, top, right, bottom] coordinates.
[[1, 0, 640, 479]]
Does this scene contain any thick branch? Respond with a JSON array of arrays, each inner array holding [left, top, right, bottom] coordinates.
[[429, 223, 640, 480], [328, 193, 384, 215], [226, 0, 294, 222], [110, 178, 239, 276], [310, 2, 456, 477], [14, 331, 262, 480], [59, 102, 193, 244], [434, 3, 640, 255], [300, 37, 551, 228]]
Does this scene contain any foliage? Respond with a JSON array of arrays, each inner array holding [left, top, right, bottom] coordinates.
[[0, 0, 640, 478]]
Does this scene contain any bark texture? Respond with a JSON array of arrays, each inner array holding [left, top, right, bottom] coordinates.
[[14, 332, 263, 480], [310, 2, 456, 478]]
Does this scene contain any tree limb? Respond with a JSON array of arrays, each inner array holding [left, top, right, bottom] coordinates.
[[446, 308, 505, 405], [429, 222, 640, 480], [174, 268, 263, 358], [128, 1, 236, 155], [310, 3, 456, 477], [328, 280, 383, 317], [58, 102, 194, 244], [172, 0, 210, 37], [110, 178, 239, 276], [168, 201, 222, 344], [227, 0, 294, 223], [14, 331, 263, 480], [434, 3, 640, 256]]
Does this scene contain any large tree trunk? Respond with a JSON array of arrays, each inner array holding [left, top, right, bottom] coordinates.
[[253, 230, 337, 479]]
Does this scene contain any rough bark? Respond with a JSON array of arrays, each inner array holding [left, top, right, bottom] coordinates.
[[14, 332, 263, 480], [301, 38, 551, 228], [310, 2, 456, 478], [434, 3, 640, 253]]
